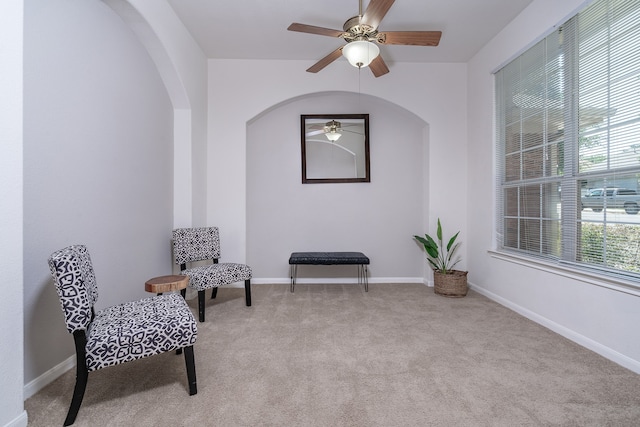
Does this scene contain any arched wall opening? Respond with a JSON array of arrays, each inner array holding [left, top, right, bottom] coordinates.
[[207, 60, 467, 279], [246, 91, 429, 282], [104, 0, 198, 227], [23, 0, 177, 392]]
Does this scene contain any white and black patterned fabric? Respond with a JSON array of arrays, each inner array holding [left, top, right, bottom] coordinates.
[[47, 245, 99, 333], [48, 244, 198, 425], [173, 227, 221, 264], [173, 227, 252, 322], [48, 245, 198, 371], [179, 262, 252, 291], [173, 227, 252, 290], [85, 293, 197, 371]]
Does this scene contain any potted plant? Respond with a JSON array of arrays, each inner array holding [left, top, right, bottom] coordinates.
[[414, 218, 468, 297]]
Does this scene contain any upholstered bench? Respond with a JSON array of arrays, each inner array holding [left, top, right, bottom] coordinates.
[[288, 252, 370, 292]]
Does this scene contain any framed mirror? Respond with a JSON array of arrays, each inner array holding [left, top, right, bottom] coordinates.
[[301, 114, 370, 184]]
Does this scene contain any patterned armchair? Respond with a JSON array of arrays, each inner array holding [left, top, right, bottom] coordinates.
[[173, 227, 252, 322], [48, 245, 198, 426]]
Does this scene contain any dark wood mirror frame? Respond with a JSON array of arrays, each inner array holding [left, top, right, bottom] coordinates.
[[301, 114, 370, 184]]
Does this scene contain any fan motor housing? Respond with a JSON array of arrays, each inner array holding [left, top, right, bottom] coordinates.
[[343, 16, 378, 42]]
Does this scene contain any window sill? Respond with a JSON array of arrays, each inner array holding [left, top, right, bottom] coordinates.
[[488, 250, 640, 297]]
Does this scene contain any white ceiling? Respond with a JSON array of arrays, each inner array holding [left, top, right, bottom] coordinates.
[[166, 0, 533, 64]]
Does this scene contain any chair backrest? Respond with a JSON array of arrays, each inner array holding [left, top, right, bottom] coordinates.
[[173, 227, 221, 265], [48, 245, 99, 333]]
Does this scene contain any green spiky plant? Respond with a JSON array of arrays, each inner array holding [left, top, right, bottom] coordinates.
[[413, 219, 461, 274]]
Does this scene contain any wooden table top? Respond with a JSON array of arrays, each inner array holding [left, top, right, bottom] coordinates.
[[145, 274, 189, 293]]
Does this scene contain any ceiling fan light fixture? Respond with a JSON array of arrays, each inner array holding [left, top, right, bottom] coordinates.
[[342, 40, 379, 69], [325, 131, 342, 142], [324, 120, 342, 141]]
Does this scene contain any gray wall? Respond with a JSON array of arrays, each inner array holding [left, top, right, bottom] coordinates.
[[23, 0, 174, 385], [466, 0, 640, 372], [247, 92, 427, 281], [1, 0, 26, 424]]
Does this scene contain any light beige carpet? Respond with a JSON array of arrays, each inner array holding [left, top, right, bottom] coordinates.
[[26, 283, 640, 426]]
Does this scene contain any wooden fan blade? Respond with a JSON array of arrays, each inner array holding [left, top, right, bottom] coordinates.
[[288, 23, 345, 38], [379, 31, 442, 46], [307, 47, 344, 73], [369, 55, 389, 78], [361, 0, 396, 29]]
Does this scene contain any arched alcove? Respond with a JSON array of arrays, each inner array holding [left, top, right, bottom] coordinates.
[[246, 91, 428, 282], [103, 0, 189, 108], [23, 0, 178, 393], [104, 3, 192, 223]]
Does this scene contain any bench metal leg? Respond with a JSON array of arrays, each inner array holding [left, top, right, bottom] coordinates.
[[357, 264, 369, 292], [289, 263, 368, 292], [290, 265, 297, 293], [363, 265, 368, 292]]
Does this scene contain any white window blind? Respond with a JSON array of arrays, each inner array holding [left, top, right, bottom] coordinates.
[[496, 0, 640, 281]]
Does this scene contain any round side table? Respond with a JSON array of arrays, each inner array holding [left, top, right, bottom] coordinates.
[[145, 274, 189, 295]]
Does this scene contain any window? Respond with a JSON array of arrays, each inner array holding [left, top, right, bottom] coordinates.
[[495, 0, 640, 281]]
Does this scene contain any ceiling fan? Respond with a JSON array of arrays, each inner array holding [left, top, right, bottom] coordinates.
[[306, 119, 364, 142], [287, 0, 442, 77]]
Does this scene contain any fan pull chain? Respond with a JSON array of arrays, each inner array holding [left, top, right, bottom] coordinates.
[[358, 66, 362, 107]]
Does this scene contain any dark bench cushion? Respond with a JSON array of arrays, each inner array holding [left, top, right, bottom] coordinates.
[[289, 252, 370, 265]]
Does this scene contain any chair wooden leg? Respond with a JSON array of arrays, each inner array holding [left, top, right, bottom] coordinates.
[[245, 279, 251, 306], [198, 290, 205, 322], [211, 287, 218, 299], [65, 331, 89, 426], [183, 345, 197, 395], [177, 288, 187, 353]]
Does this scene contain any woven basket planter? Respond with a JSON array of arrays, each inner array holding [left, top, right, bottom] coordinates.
[[433, 270, 468, 298]]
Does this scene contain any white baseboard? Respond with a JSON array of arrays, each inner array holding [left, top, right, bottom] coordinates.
[[250, 277, 426, 285], [469, 281, 640, 375], [23, 355, 75, 400], [3, 411, 28, 427]]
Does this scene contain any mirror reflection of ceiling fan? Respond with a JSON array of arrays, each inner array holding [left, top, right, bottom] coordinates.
[[288, 0, 442, 77], [305, 120, 364, 142]]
